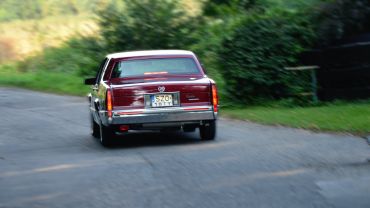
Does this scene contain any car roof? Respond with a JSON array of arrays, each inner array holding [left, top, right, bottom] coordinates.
[[106, 50, 195, 59]]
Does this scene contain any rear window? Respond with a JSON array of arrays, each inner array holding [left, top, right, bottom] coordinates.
[[111, 58, 200, 78]]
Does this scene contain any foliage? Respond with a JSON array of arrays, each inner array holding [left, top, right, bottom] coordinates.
[[17, 37, 104, 77], [313, 0, 370, 47], [98, 0, 202, 52], [0, 0, 104, 22], [190, 14, 246, 104], [203, 0, 265, 16], [2, 0, 370, 109], [0, 0, 42, 21], [218, 10, 315, 104]]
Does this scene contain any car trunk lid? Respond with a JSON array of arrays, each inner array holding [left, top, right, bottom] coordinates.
[[110, 76, 211, 110]]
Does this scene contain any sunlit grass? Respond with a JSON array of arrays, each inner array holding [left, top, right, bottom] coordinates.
[[0, 14, 98, 61], [0, 65, 89, 96]]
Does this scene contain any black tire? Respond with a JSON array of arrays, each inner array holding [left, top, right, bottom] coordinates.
[[99, 124, 114, 147], [199, 120, 216, 140], [91, 115, 100, 138]]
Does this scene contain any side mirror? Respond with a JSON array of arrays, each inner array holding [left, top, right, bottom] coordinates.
[[84, 78, 96, 85]]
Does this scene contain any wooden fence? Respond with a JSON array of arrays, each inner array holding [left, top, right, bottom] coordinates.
[[302, 40, 370, 101]]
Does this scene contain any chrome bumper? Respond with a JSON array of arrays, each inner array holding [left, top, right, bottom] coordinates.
[[109, 106, 217, 125]]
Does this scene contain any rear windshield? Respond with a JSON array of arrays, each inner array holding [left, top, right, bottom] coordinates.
[[111, 58, 200, 78]]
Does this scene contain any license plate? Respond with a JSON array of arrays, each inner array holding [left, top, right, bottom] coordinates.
[[151, 94, 173, 107]]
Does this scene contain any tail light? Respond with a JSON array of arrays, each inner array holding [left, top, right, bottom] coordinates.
[[119, 125, 129, 132], [106, 90, 113, 118], [211, 84, 218, 113]]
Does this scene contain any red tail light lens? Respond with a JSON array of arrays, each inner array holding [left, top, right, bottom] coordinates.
[[212, 84, 218, 112], [107, 90, 113, 118], [119, 125, 129, 132]]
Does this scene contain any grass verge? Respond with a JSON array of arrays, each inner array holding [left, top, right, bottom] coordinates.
[[0, 65, 89, 96], [222, 102, 370, 135]]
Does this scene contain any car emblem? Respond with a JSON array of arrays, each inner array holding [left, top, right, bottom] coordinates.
[[158, 86, 165, 92]]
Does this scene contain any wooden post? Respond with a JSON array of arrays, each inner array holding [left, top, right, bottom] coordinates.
[[311, 68, 318, 103], [285, 66, 320, 103]]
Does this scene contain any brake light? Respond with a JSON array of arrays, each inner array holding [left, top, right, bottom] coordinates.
[[107, 90, 113, 118], [212, 84, 218, 112], [144, 71, 168, 75]]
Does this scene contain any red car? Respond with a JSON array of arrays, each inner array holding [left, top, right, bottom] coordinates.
[[84, 50, 218, 146]]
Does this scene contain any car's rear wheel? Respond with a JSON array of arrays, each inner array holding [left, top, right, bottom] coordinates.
[[99, 124, 114, 147], [199, 120, 216, 140], [91, 115, 100, 138]]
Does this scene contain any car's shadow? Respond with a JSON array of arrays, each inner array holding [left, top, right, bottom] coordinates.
[[93, 130, 205, 149]]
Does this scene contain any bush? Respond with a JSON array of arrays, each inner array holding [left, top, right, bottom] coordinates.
[[218, 12, 315, 104]]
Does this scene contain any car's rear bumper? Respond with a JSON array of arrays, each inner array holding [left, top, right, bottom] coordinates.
[[108, 106, 217, 125]]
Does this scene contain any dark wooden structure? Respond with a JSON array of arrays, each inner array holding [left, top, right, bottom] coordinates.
[[302, 33, 370, 101]]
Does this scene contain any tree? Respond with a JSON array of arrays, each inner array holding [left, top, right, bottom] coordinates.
[[98, 0, 201, 52], [203, 0, 263, 17]]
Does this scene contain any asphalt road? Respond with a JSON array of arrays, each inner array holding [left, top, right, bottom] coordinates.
[[1, 87, 370, 208]]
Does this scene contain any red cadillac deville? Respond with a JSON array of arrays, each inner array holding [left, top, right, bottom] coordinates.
[[84, 50, 218, 146]]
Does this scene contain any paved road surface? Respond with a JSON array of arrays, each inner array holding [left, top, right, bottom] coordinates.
[[0, 88, 370, 208]]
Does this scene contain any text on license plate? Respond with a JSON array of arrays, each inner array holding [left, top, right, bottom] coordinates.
[[151, 94, 173, 107]]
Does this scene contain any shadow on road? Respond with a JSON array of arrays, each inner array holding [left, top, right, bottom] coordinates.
[[92, 131, 205, 149]]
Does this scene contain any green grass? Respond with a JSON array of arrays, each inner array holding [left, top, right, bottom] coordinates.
[[222, 102, 370, 134], [0, 65, 89, 96]]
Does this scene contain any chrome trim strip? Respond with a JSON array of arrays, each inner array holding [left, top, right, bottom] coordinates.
[[110, 110, 215, 125], [113, 106, 213, 116]]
